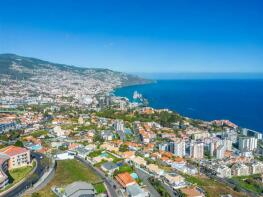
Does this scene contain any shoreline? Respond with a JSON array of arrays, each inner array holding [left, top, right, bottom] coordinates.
[[113, 80, 263, 132]]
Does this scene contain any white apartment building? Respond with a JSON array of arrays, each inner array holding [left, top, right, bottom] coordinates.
[[114, 120, 124, 131], [231, 163, 250, 176], [249, 161, 263, 174], [215, 165, 232, 178], [238, 137, 257, 152], [190, 142, 204, 159], [174, 139, 186, 157], [216, 145, 225, 159]]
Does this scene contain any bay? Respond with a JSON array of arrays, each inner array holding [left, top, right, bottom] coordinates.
[[114, 79, 263, 132]]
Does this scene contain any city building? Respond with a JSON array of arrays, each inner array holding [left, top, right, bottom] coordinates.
[[114, 119, 124, 131], [0, 146, 30, 169], [101, 162, 119, 174], [115, 172, 136, 188], [231, 163, 250, 176], [190, 142, 204, 159], [249, 161, 263, 174], [174, 139, 186, 157], [126, 183, 148, 197], [238, 137, 257, 152], [53, 181, 96, 197], [216, 145, 225, 159], [215, 165, 232, 178], [163, 173, 185, 188]]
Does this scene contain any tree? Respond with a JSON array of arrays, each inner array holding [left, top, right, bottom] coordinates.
[[119, 144, 129, 152], [14, 140, 24, 147], [32, 193, 41, 197]]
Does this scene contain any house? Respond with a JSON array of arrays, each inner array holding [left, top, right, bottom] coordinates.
[[101, 142, 119, 152], [132, 156, 147, 167], [122, 151, 135, 160], [56, 152, 74, 160], [101, 162, 119, 174], [126, 183, 148, 197], [0, 146, 30, 169], [147, 164, 164, 176], [63, 181, 96, 197], [163, 173, 185, 188], [101, 130, 114, 141], [74, 147, 91, 159], [115, 172, 136, 188]]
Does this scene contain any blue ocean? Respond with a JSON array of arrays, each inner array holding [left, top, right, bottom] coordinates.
[[114, 80, 263, 132]]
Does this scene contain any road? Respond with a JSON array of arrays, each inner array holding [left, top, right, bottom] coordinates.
[[135, 167, 161, 197], [75, 156, 119, 197], [135, 167, 177, 197], [0, 152, 47, 197]]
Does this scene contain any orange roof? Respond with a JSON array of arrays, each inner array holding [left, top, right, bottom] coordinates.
[[68, 143, 79, 150], [174, 157, 186, 163], [162, 151, 173, 158], [115, 172, 136, 187], [147, 143, 154, 148], [125, 142, 141, 147], [122, 151, 135, 159], [224, 150, 232, 158], [161, 156, 170, 161], [0, 146, 28, 157]]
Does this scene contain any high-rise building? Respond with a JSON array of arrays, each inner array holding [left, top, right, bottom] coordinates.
[[238, 137, 258, 152], [223, 139, 232, 151], [173, 139, 186, 157], [159, 143, 170, 152], [216, 145, 225, 159], [114, 120, 124, 131], [190, 142, 204, 159]]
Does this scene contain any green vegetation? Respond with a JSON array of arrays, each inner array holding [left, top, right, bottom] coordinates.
[[0, 130, 20, 141], [94, 182, 107, 193], [231, 174, 263, 194], [96, 109, 184, 127], [119, 144, 129, 152], [183, 174, 246, 197], [1, 164, 34, 191], [113, 164, 133, 176], [148, 177, 171, 197], [30, 130, 48, 138], [89, 150, 103, 158], [37, 159, 104, 196], [14, 140, 24, 147], [93, 132, 104, 143]]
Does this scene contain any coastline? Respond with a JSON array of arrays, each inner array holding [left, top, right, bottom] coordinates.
[[114, 79, 263, 132]]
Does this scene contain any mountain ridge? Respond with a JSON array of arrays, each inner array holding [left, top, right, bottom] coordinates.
[[0, 53, 152, 87]]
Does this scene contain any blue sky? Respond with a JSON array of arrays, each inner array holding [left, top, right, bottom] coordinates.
[[0, 0, 263, 73]]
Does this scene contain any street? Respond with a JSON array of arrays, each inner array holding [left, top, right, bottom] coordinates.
[[0, 152, 47, 197], [75, 156, 119, 197]]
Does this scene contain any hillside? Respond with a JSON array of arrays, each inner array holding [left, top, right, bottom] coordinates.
[[0, 53, 151, 87]]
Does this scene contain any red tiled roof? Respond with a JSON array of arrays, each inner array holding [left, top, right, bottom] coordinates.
[[115, 172, 136, 187], [0, 146, 28, 157]]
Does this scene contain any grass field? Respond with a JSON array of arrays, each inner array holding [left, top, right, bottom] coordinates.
[[34, 159, 105, 196], [0, 164, 34, 192], [232, 174, 263, 195], [184, 174, 247, 197]]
